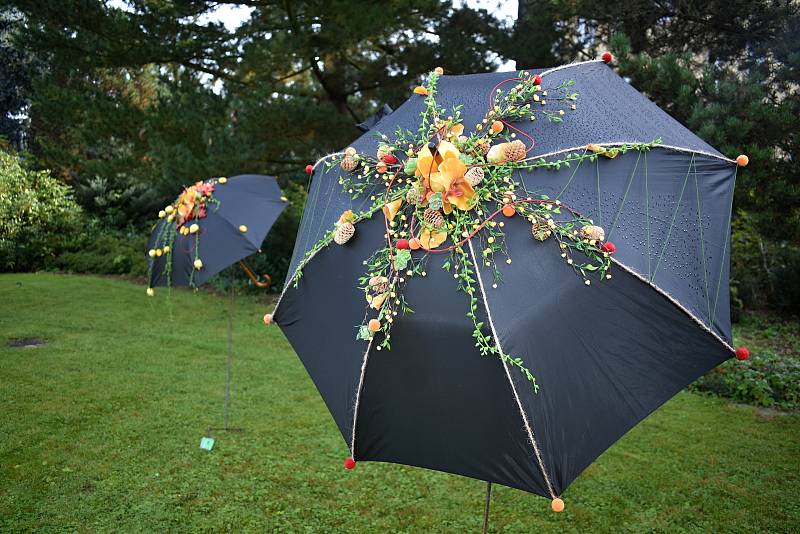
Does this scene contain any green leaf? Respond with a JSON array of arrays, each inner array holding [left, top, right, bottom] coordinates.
[[393, 249, 412, 271]]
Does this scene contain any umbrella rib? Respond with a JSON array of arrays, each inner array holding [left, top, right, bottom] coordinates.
[[531, 143, 736, 165], [467, 240, 557, 500]]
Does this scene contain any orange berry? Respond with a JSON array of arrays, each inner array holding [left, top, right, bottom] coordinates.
[[434, 66, 444, 75], [368, 319, 381, 332], [736, 154, 749, 167], [490, 120, 504, 133], [377, 162, 388, 174], [551, 498, 565, 512], [502, 204, 516, 217], [409, 238, 421, 250], [413, 86, 429, 95]]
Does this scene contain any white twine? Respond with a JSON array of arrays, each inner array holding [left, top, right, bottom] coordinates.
[[467, 240, 558, 499], [528, 143, 736, 165], [349, 336, 375, 458]]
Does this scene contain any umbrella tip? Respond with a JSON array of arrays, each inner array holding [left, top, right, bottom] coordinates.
[[601, 51, 614, 64], [263, 313, 273, 325], [434, 66, 444, 75], [344, 457, 357, 470], [735, 346, 750, 360], [736, 154, 749, 167], [551, 498, 565, 512], [305, 164, 313, 175]]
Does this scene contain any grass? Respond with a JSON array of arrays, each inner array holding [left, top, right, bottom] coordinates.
[[1, 273, 798, 533]]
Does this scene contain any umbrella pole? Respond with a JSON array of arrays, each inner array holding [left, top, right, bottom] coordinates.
[[208, 269, 242, 434], [481, 481, 492, 534]]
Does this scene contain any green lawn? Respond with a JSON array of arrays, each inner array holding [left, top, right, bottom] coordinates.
[[1, 273, 798, 533]]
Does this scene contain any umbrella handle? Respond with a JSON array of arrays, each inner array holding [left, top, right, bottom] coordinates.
[[239, 261, 272, 289]]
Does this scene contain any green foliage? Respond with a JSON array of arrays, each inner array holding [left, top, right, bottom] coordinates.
[[52, 220, 148, 278], [0, 148, 82, 271], [692, 311, 800, 409]]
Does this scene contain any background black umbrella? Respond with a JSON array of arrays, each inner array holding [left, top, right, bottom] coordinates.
[[147, 174, 288, 434], [268, 58, 749, 521]]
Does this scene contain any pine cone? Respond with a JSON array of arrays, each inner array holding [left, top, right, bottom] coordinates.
[[531, 218, 552, 242], [465, 167, 484, 187], [423, 208, 445, 229], [369, 276, 388, 293], [581, 224, 605, 242], [473, 138, 491, 156], [340, 155, 358, 172], [503, 140, 527, 161], [334, 222, 355, 245], [406, 186, 422, 205]]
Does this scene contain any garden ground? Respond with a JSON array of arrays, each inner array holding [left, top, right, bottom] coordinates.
[[1, 273, 798, 533]]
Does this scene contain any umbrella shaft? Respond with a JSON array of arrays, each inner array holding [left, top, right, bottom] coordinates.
[[482, 481, 492, 534]]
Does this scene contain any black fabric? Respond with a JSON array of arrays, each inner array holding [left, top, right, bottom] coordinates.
[[276, 62, 738, 496], [147, 174, 287, 288]]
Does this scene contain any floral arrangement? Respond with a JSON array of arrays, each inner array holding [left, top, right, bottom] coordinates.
[[146, 178, 225, 292], [295, 69, 659, 391]]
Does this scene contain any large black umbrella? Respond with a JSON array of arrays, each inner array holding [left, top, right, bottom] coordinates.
[[269, 58, 749, 513], [147, 174, 288, 433]]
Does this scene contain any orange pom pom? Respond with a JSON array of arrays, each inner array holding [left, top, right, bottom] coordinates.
[[490, 120, 504, 133], [413, 86, 429, 96], [262, 313, 273, 325], [736, 154, 749, 167], [434, 66, 444, 75], [409, 238, 421, 250], [502, 204, 516, 217], [368, 319, 381, 332], [551, 498, 565, 512], [377, 162, 388, 174]]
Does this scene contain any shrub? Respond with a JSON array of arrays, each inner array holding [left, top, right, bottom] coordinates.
[[0, 148, 83, 271], [53, 219, 148, 278]]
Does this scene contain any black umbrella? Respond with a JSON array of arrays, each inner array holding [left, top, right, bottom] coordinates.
[[147, 174, 288, 433], [268, 57, 750, 516]]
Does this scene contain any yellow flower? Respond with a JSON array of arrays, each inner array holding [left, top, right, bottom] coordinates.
[[418, 228, 448, 249]]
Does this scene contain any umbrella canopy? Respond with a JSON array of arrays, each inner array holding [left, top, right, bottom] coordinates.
[[146, 174, 287, 290], [270, 60, 746, 505]]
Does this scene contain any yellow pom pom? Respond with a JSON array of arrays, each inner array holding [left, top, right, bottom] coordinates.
[[155, 249, 163, 257], [163, 245, 170, 253], [239, 225, 248, 233], [218, 177, 227, 184], [146, 288, 155, 297], [551, 498, 564, 512], [148, 249, 156, 258], [189, 223, 199, 234], [194, 259, 203, 270], [164, 205, 174, 214], [158, 210, 166, 218]]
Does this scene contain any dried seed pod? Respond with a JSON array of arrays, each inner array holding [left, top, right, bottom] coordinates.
[[503, 139, 527, 161], [406, 186, 423, 205], [531, 217, 552, 241], [464, 167, 485, 187], [334, 222, 355, 245], [581, 224, 605, 242], [473, 138, 491, 156]]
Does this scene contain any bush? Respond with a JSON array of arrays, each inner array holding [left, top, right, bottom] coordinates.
[[0, 148, 83, 271], [53, 219, 148, 278]]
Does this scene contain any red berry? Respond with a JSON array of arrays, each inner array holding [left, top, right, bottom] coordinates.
[[383, 153, 398, 164], [533, 74, 542, 85], [396, 239, 410, 250], [305, 164, 313, 175], [735, 347, 750, 361], [601, 51, 614, 63], [344, 457, 356, 470], [601, 242, 616, 254]]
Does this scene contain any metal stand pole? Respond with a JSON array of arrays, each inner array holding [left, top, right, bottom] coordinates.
[[482, 481, 492, 534], [208, 269, 242, 434]]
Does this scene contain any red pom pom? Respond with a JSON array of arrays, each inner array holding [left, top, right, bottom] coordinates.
[[396, 239, 410, 250], [602, 51, 614, 63], [601, 242, 616, 254], [305, 164, 313, 175], [383, 153, 398, 164], [735, 347, 750, 361], [533, 74, 542, 85], [344, 457, 356, 470]]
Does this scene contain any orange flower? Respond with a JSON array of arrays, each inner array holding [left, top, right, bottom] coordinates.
[[415, 140, 476, 214]]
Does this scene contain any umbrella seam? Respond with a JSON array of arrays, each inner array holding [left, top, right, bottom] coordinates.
[[530, 143, 736, 164], [467, 239, 558, 499], [349, 337, 375, 459], [610, 257, 734, 352]]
